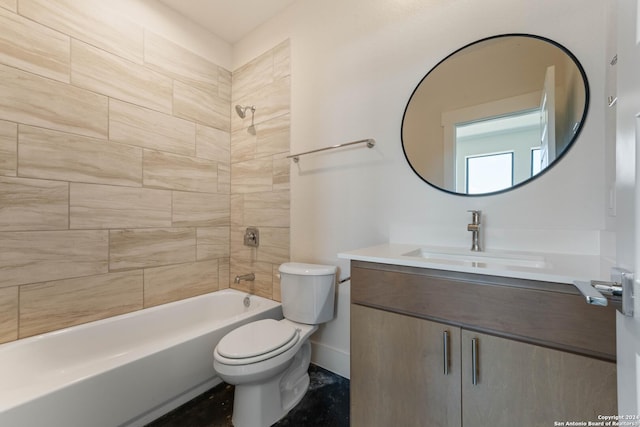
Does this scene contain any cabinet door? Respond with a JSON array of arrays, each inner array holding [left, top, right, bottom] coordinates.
[[351, 304, 462, 427], [461, 330, 617, 427]]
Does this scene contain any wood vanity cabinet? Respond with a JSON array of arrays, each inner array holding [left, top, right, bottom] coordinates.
[[350, 261, 618, 427], [351, 304, 462, 426]]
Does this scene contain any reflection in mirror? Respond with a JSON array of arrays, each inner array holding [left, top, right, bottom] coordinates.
[[401, 34, 589, 196]]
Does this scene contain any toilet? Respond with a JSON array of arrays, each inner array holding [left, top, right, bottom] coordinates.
[[213, 262, 337, 427]]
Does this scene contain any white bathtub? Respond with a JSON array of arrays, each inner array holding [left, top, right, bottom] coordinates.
[[0, 289, 283, 427]]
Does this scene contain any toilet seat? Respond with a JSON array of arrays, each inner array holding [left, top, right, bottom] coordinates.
[[215, 319, 300, 365]]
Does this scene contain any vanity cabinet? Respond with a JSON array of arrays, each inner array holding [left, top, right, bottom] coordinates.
[[350, 261, 618, 427], [460, 329, 615, 426], [351, 304, 462, 426]]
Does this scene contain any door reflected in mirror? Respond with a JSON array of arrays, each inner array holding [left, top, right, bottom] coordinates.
[[401, 34, 589, 196]]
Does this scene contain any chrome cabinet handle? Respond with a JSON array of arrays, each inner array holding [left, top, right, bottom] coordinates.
[[471, 338, 479, 386], [443, 331, 449, 375]]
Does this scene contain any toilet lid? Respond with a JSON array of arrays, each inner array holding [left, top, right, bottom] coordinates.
[[217, 319, 298, 359]]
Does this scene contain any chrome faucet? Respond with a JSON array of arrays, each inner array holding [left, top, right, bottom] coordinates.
[[234, 273, 256, 307], [467, 210, 481, 252], [234, 273, 255, 285]]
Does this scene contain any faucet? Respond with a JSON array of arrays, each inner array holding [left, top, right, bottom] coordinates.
[[234, 273, 255, 285], [234, 273, 255, 308], [467, 210, 481, 252]]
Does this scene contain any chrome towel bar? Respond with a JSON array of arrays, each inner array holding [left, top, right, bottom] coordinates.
[[287, 138, 375, 162]]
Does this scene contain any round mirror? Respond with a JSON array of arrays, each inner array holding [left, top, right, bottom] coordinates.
[[401, 34, 589, 196]]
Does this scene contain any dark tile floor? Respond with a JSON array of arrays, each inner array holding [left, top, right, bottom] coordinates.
[[145, 365, 350, 427]]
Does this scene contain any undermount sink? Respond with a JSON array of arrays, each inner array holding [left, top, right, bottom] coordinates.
[[402, 247, 547, 269]]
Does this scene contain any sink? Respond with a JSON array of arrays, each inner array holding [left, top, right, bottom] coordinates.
[[402, 247, 547, 269]]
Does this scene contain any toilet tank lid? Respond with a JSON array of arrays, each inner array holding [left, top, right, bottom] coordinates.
[[279, 262, 337, 276]]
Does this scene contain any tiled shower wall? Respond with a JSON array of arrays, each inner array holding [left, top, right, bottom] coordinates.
[[0, 0, 290, 344], [229, 41, 291, 302]]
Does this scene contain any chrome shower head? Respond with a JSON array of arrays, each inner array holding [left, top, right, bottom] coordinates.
[[235, 105, 255, 119]]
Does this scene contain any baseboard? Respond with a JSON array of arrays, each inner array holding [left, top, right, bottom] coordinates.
[[310, 340, 350, 380]]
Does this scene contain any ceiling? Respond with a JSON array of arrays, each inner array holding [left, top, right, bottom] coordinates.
[[158, 0, 298, 44]]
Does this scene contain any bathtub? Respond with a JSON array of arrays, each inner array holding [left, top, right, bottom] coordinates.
[[0, 289, 283, 427]]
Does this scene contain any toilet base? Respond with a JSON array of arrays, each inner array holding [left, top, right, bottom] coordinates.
[[231, 340, 312, 427]]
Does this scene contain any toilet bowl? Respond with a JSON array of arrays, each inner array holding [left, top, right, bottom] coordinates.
[[213, 262, 336, 427]]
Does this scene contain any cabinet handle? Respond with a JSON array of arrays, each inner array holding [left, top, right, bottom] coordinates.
[[443, 330, 449, 375], [471, 338, 479, 385]]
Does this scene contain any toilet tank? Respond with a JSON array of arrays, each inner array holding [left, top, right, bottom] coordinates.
[[278, 262, 337, 324]]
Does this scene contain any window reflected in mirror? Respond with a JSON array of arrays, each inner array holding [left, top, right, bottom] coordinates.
[[466, 152, 514, 194], [455, 109, 541, 194]]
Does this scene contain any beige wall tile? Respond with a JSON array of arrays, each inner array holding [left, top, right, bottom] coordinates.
[[144, 260, 218, 308], [144, 31, 219, 93], [174, 80, 230, 131], [110, 228, 196, 271], [218, 67, 232, 101], [0, 286, 18, 343], [172, 191, 230, 227], [218, 163, 231, 194], [231, 157, 273, 193], [229, 227, 289, 265], [0, 177, 68, 231], [0, 120, 16, 176], [72, 40, 172, 114], [70, 183, 172, 229], [219, 257, 230, 289], [273, 40, 291, 80], [196, 124, 230, 163], [0, 230, 108, 288], [19, 125, 142, 186], [230, 194, 244, 227], [256, 227, 290, 264], [19, 270, 143, 338], [0, 7, 70, 82], [197, 227, 230, 260], [0, 63, 108, 138], [230, 259, 273, 299], [143, 150, 217, 193], [231, 114, 290, 163], [244, 190, 290, 228], [0, 0, 16, 12], [230, 127, 257, 164], [256, 114, 290, 157], [272, 153, 291, 191], [19, 0, 143, 64], [109, 99, 196, 156], [232, 49, 275, 102]]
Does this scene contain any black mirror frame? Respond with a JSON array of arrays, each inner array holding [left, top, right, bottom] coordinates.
[[400, 33, 590, 197]]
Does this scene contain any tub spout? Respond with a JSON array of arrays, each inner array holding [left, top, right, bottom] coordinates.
[[234, 273, 255, 284]]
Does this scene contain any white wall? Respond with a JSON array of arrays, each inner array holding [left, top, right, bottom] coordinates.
[[112, 0, 232, 68], [235, 0, 609, 378]]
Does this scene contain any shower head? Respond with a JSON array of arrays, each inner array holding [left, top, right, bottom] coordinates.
[[235, 105, 256, 119]]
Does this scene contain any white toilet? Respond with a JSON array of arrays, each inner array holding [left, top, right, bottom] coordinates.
[[213, 262, 337, 427]]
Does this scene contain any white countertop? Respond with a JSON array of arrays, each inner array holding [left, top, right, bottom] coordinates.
[[338, 243, 615, 284]]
